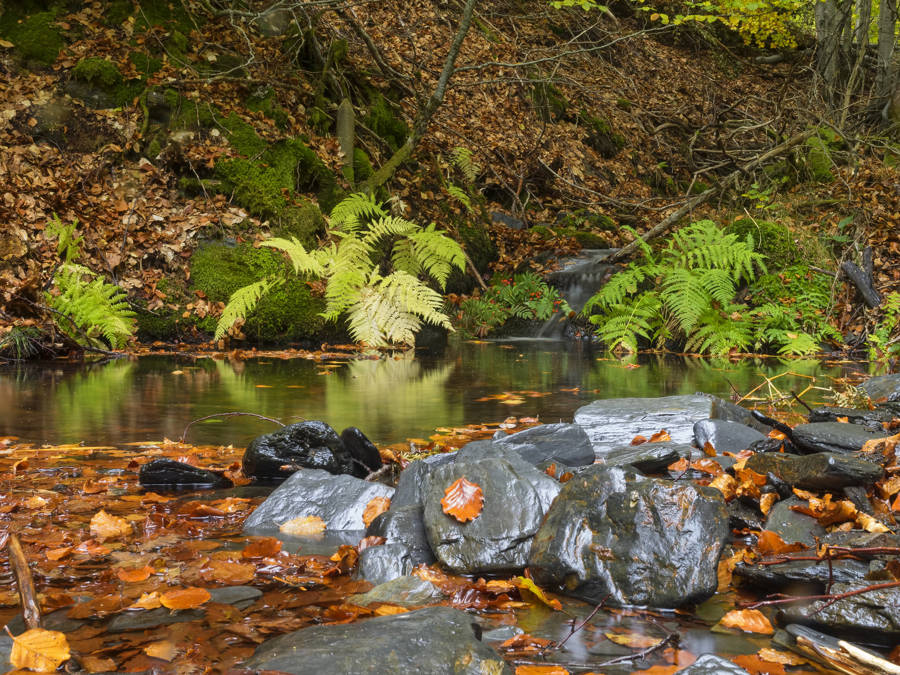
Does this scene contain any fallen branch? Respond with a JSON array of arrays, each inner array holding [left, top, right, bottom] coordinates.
[[743, 579, 900, 610], [7, 534, 41, 629]]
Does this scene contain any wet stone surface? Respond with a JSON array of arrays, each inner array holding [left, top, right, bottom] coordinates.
[[745, 451, 883, 490], [790, 422, 885, 454], [242, 420, 364, 480]]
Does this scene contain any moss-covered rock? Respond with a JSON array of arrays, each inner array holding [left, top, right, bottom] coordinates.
[[129, 51, 162, 78], [726, 218, 798, 267], [531, 81, 569, 122], [803, 128, 843, 183], [247, 87, 289, 128], [0, 10, 64, 66], [365, 93, 408, 152], [68, 57, 143, 108], [190, 242, 329, 343], [579, 111, 625, 159], [103, 0, 134, 27]]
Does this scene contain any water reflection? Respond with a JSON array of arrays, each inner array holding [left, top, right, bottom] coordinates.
[[0, 341, 870, 448]]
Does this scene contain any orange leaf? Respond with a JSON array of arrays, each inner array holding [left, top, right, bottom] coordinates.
[[205, 559, 256, 585], [702, 441, 717, 456], [667, 458, 689, 472], [515, 666, 569, 675], [241, 537, 282, 559], [160, 587, 211, 610], [279, 515, 326, 535], [605, 631, 662, 648], [649, 429, 671, 442], [128, 592, 161, 610], [9, 628, 70, 671], [117, 565, 154, 583], [630, 435, 648, 446], [731, 653, 785, 674], [759, 492, 778, 516], [89, 509, 132, 541], [362, 496, 391, 527], [144, 640, 178, 662], [718, 609, 774, 634], [46, 546, 72, 561], [757, 530, 807, 555], [441, 477, 484, 522], [709, 473, 736, 500]]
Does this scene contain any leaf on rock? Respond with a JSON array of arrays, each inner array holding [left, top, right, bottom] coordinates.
[[702, 441, 717, 456], [649, 429, 671, 442], [9, 628, 71, 671], [90, 509, 132, 541], [709, 473, 736, 500], [731, 653, 786, 674], [512, 576, 562, 611], [630, 435, 648, 446], [279, 515, 326, 535], [856, 512, 889, 533], [756, 530, 807, 555], [759, 492, 778, 516], [515, 666, 569, 675], [129, 592, 162, 610], [241, 537, 282, 559], [160, 587, 211, 610], [441, 477, 484, 522], [362, 496, 391, 527], [718, 609, 774, 634], [116, 565, 154, 583]]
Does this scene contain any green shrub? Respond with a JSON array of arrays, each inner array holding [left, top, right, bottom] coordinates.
[[458, 273, 572, 337]]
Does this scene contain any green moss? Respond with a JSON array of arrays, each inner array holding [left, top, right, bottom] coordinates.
[[70, 57, 143, 107], [134, 0, 195, 34], [726, 218, 798, 267], [220, 111, 268, 156], [129, 51, 162, 78], [579, 110, 624, 159], [190, 243, 327, 342], [103, 0, 134, 26], [804, 136, 834, 182], [353, 148, 373, 183], [247, 87, 289, 128], [273, 199, 326, 243], [531, 81, 569, 122], [556, 209, 616, 232], [365, 93, 408, 152], [0, 10, 64, 66]]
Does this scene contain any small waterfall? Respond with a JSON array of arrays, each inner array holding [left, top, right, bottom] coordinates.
[[535, 249, 618, 338]]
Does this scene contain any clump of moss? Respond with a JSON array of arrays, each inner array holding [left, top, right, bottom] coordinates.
[[556, 209, 617, 232], [103, 0, 133, 27], [70, 57, 144, 107], [726, 218, 798, 267], [579, 111, 625, 158], [129, 51, 162, 78], [0, 10, 64, 66], [133, 0, 195, 34], [531, 81, 569, 122], [247, 87, 289, 128], [365, 93, 408, 152], [353, 148, 373, 183], [190, 242, 328, 342]]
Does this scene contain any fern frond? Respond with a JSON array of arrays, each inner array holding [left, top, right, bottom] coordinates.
[[661, 267, 709, 334], [322, 236, 372, 320], [589, 293, 661, 352], [583, 264, 653, 312], [446, 184, 473, 212], [214, 277, 282, 341], [685, 306, 753, 355], [262, 237, 326, 276], [700, 268, 737, 305], [403, 224, 466, 289], [363, 215, 418, 246], [451, 147, 480, 184], [329, 192, 386, 232]]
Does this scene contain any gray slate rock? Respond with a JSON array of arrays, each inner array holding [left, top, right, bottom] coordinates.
[[242, 420, 361, 480], [528, 466, 729, 608], [423, 456, 560, 574], [693, 419, 766, 453], [764, 497, 825, 547], [243, 468, 393, 531], [355, 543, 415, 585], [453, 445, 561, 511], [735, 559, 868, 590], [603, 441, 691, 473], [494, 422, 595, 467], [241, 605, 511, 674], [859, 373, 900, 402], [807, 406, 897, 431], [366, 505, 435, 565], [391, 454, 456, 508], [791, 422, 885, 454], [349, 574, 445, 607], [745, 452, 883, 490], [676, 654, 750, 674]]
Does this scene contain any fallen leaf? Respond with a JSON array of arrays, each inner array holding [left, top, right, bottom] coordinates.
[[709, 473, 736, 500], [515, 666, 569, 674], [241, 537, 282, 559], [90, 509, 132, 541], [756, 530, 807, 555], [9, 628, 70, 671], [718, 609, 774, 634], [117, 565, 154, 583], [129, 592, 162, 610], [160, 587, 211, 610], [759, 492, 778, 516], [649, 429, 671, 442], [702, 440, 717, 456], [205, 559, 256, 584], [630, 434, 648, 446], [856, 512, 890, 533], [362, 496, 391, 527], [731, 653, 785, 674], [279, 515, 326, 535], [144, 640, 178, 661], [605, 631, 663, 648], [512, 576, 562, 611], [441, 477, 484, 522]]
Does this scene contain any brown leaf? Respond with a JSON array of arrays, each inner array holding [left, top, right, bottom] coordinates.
[[441, 477, 484, 522], [718, 609, 774, 634], [159, 587, 211, 610], [143, 640, 178, 662], [757, 530, 807, 555], [9, 628, 70, 671], [649, 429, 671, 442], [116, 565, 154, 583], [89, 509, 132, 541], [205, 559, 256, 585], [241, 537, 282, 559], [605, 631, 663, 648], [362, 496, 391, 527], [630, 435, 648, 446]]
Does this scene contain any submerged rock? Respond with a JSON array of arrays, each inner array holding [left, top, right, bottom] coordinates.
[[422, 456, 560, 574], [528, 466, 729, 608], [242, 421, 361, 480], [745, 452, 883, 490], [349, 574, 445, 607], [138, 459, 232, 489], [693, 419, 766, 453], [355, 543, 415, 585], [243, 468, 393, 532], [859, 373, 900, 402], [791, 422, 884, 454], [241, 606, 511, 674]]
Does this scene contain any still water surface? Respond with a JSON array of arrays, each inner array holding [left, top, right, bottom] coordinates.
[[0, 340, 869, 447]]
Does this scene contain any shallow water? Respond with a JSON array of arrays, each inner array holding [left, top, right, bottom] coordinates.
[[0, 340, 870, 447]]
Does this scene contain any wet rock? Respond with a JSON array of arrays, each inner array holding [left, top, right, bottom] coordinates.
[[693, 419, 766, 453], [602, 441, 689, 473], [391, 454, 456, 508], [242, 421, 359, 480], [355, 543, 414, 585], [209, 586, 262, 609], [820, 531, 900, 549], [807, 406, 897, 431], [859, 373, 900, 402], [676, 654, 750, 674], [349, 574, 445, 607], [491, 211, 526, 230], [745, 452, 883, 490], [5, 607, 84, 635], [453, 445, 562, 511], [735, 559, 868, 590], [781, 582, 900, 648], [106, 586, 259, 632], [138, 458, 232, 490], [764, 497, 825, 547], [241, 606, 511, 674], [528, 465, 729, 608], [340, 426, 383, 475], [493, 423, 595, 467], [243, 468, 393, 532], [366, 504, 435, 565], [843, 485, 875, 514], [791, 422, 884, 454], [423, 456, 560, 574], [728, 499, 765, 530]]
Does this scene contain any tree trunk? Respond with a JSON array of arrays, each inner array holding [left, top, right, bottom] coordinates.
[[876, 0, 898, 109]]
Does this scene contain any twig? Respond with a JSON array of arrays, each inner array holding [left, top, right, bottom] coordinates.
[[180, 412, 286, 443], [743, 579, 900, 610], [7, 534, 41, 629], [791, 390, 814, 414], [513, 631, 679, 669], [548, 599, 607, 653]]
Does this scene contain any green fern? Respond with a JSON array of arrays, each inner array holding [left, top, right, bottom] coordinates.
[[446, 184, 473, 212], [451, 147, 480, 184], [45, 214, 84, 262], [329, 192, 387, 232], [214, 277, 283, 341]]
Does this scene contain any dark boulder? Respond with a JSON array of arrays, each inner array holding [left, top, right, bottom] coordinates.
[[138, 459, 232, 489], [340, 426, 383, 475], [422, 456, 560, 574], [391, 453, 456, 509], [349, 574, 445, 607], [493, 422, 595, 467], [243, 468, 393, 532], [366, 504, 435, 565], [763, 497, 824, 547], [242, 421, 359, 480], [355, 543, 415, 585], [791, 422, 884, 455], [735, 558, 868, 590], [745, 452, 883, 490], [693, 419, 766, 453], [528, 466, 729, 608], [241, 606, 511, 674], [859, 373, 900, 402], [807, 406, 897, 431], [453, 445, 562, 510]]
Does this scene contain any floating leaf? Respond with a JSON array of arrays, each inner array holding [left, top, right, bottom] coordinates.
[[205, 559, 256, 585], [605, 631, 663, 648], [630, 434, 648, 446], [144, 639, 178, 661], [362, 496, 391, 527], [515, 666, 569, 675], [241, 537, 282, 559], [279, 515, 327, 535], [441, 477, 484, 522], [129, 592, 162, 610], [512, 576, 562, 611], [9, 628, 70, 671], [160, 587, 211, 610], [718, 609, 774, 634], [117, 565, 154, 583], [90, 509, 132, 541]]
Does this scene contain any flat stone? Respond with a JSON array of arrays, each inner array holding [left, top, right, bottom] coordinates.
[[693, 419, 766, 453], [676, 654, 750, 674], [241, 606, 511, 674], [764, 497, 825, 547], [745, 452, 883, 490], [349, 574, 445, 607], [791, 422, 885, 454], [859, 373, 900, 402], [242, 468, 393, 532], [139, 459, 232, 490], [603, 441, 691, 473], [734, 559, 868, 589], [108, 606, 203, 632], [807, 406, 897, 431], [493, 422, 595, 467], [355, 543, 414, 585]]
